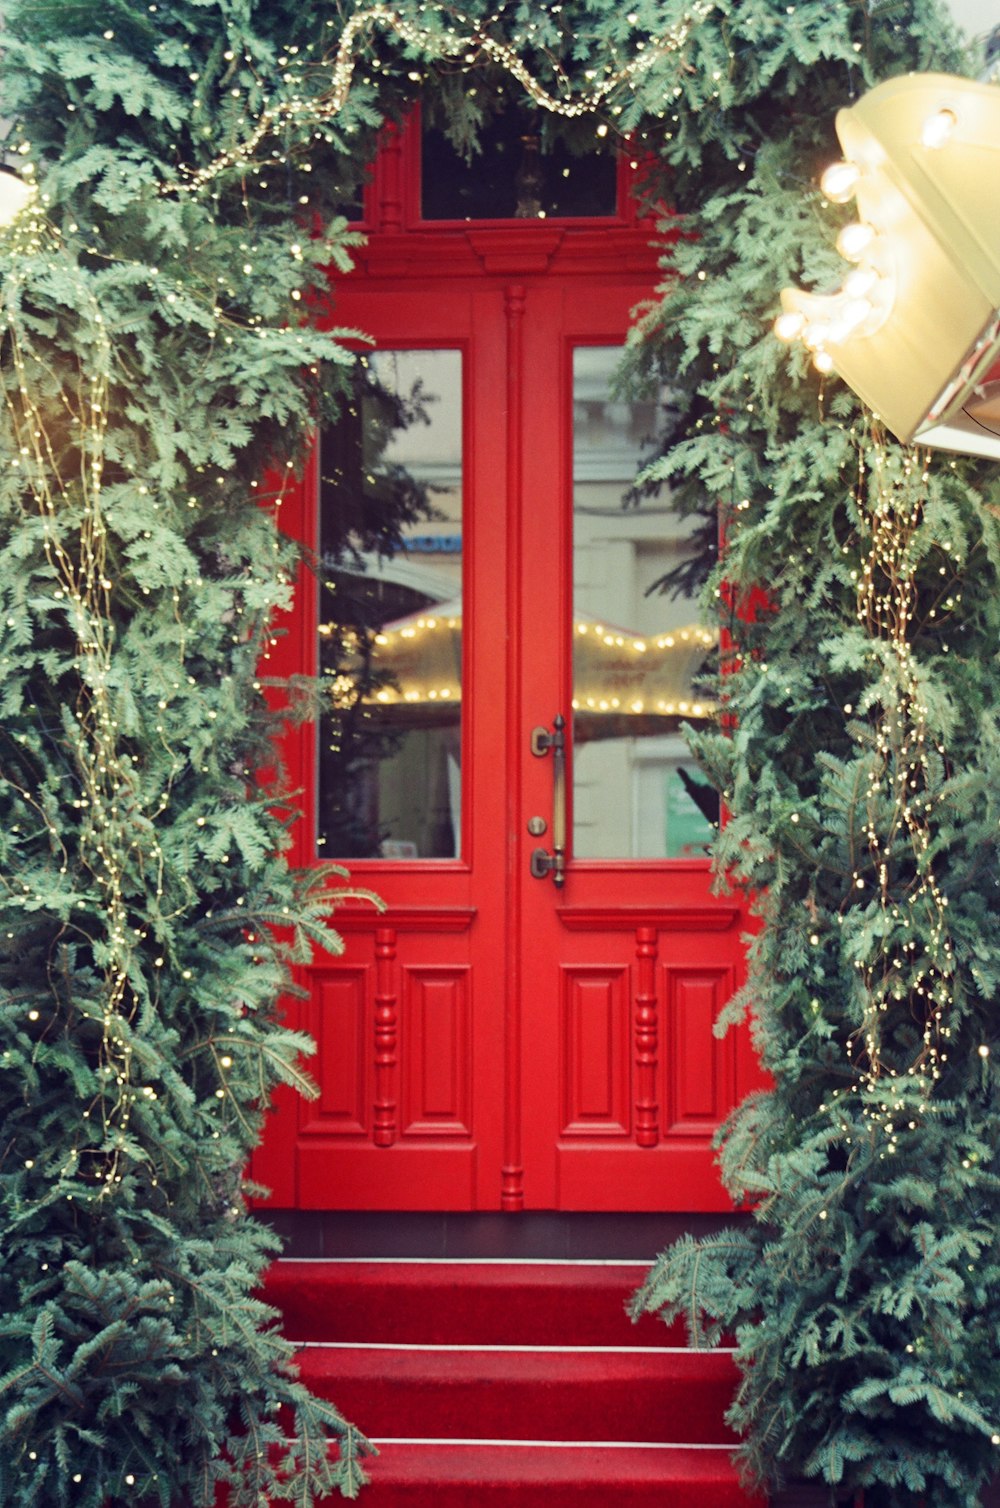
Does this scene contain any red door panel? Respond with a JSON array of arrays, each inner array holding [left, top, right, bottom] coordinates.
[[253, 185, 761, 1213]]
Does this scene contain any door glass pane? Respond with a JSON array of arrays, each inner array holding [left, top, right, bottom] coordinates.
[[317, 349, 463, 859], [571, 346, 717, 860], [422, 104, 618, 221]]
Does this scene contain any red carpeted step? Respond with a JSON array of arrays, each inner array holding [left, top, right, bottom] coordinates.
[[296, 1342, 739, 1444], [264, 1260, 684, 1346], [256, 1258, 761, 1505], [354, 1440, 764, 1506]]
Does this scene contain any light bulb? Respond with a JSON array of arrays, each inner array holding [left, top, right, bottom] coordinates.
[[820, 160, 860, 204], [836, 221, 875, 262], [840, 297, 873, 331], [774, 310, 805, 341], [921, 108, 957, 150], [843, 266, 878, 299], [803, 321, 832, 350]]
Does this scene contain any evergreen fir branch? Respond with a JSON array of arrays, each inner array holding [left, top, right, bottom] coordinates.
[[3, 0, 999, 1504]]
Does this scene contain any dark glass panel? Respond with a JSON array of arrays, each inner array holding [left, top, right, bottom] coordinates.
[[421, 105, 618, 221]]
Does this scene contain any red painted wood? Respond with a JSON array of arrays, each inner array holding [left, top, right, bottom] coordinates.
[[309, 971, 367, 1136], [401, 967, 471, 1135], [634, 926, 659, 1148], [253, 118, 762, 1213], [373, 926, 399, 1147], [501, 282, 527, 1214], [561, 968, 630, 1136]]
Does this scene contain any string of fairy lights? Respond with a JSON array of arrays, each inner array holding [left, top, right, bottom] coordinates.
[[0, 205, 151, 1191], [162, 0, 715, 199], [0, 202, 296, 1202], [847, 432, 957, 1129]]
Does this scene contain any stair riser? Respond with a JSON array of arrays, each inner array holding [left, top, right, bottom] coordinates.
[[358, 1442, 764, 1508], [352, 1478, 753, 1506], [266, 1263, 680, 1347], [298, 1362, 738, 1444], [218, 1441, 763, 1508]]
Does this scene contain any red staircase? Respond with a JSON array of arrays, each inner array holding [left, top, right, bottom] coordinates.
[[263, 1258, 764, 1506]]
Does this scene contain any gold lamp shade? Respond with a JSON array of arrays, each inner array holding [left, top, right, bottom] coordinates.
[[779, 72, 1000, 459]]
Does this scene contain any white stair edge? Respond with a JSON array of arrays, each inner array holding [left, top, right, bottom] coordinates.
[[298, 1341, 735, 1355], [367, 1437, 736, 1451], [275, 1256, 652, 1266]]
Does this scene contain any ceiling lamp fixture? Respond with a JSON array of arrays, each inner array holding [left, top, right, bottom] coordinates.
[[775, 72, 1000, 460]]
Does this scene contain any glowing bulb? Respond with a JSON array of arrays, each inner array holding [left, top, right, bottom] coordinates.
[[843, 266, 878, 299], [774, 310, 806, 341], [813, 349, 834, 374], [836, 221, 875, 261], [820, 160, 860, 204], [840, 297, 873, 331], [921, 108, 957, 149], [802, 321, 832, 350]]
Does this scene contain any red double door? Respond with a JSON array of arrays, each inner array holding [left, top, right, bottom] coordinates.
[[257, 233, 757, 1213]]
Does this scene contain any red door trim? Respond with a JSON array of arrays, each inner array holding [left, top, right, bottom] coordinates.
[[558, 906, 742, 931], [501, 281, 527, 1213]]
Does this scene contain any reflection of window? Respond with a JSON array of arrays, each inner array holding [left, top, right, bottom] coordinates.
[[571, 345, 717, 860], [317, 351, 463, 861], [421, 104, 618, 221]]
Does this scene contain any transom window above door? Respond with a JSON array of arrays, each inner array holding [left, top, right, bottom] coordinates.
[[421, 101, 619, 221]]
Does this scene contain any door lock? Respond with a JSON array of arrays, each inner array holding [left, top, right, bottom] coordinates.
[[527, 816, 547, 837]]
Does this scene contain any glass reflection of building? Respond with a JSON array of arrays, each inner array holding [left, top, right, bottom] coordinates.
[[317, 349, 464, 860], [317, 344, 717, 863]]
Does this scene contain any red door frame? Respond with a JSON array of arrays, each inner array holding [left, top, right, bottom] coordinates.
[[253, 119, 760, 1212]]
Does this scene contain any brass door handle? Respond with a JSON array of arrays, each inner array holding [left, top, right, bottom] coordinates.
[[529, 714, 566, 887]]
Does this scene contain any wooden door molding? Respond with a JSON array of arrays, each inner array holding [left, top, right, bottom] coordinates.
[[501, 279, 528, 1212], [253, 118, 762, 1214]]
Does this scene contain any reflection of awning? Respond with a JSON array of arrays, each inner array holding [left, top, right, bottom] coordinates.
[[368, 597, 464, 709], [361, 599, 716, 719], [571, 619, 715, 719]]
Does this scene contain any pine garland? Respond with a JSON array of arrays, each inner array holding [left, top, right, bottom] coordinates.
[[2, 1, 999, 1505], [625, 5, 1000, 1506], [0, 2, 394, 1502]]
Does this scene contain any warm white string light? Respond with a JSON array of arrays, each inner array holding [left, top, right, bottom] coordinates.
[[0, 211, 149, 1187], [163, 0, 714, 198], [849, 428, 955, 1106]]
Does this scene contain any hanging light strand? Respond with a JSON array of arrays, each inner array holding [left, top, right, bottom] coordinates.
[[0, 210, 163, 1191], [164, 0, 714, 198], [849, 425, 955, 1107]]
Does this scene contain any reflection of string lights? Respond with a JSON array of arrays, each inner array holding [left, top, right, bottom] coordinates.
[[319, 615, 716, 714], [571, 696, 709, 716], [576, 621, 716, 652]]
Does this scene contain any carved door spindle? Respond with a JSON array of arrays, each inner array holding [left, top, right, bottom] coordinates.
[[373, 926, 399, 1146], [634, 925, 659, 1148]]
